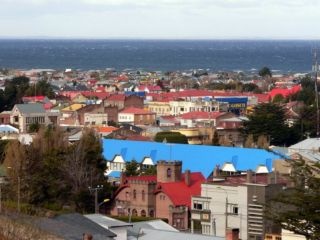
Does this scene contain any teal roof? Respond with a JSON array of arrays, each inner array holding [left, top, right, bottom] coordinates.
[[102, 139, 286, 177]]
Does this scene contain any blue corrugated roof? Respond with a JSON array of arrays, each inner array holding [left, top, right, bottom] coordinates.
[[103, 139, 285, 177]]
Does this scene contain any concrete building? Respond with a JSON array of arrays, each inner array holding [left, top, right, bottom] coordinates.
[[191, 172, 286, 240], [118, 107, 156, 125], [169, 99, 227, 116], [146, 101, 171, 116]]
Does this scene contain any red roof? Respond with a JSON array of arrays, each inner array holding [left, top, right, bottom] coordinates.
[[120, 107, 154, 115], [180, 111, 225, 120], [268, 85, 301, 99], [126, 135, 152, 141], [23, 96, 47, 101], [107, 94, 126, 101], [155, 172, 205, 207], [126, 175, 157, 182], [138, 85, 162, 92], [81, 91, 110, 100], [97, 126, 118, 133]]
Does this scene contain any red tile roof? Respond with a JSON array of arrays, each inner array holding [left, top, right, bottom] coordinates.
[[97, 126, 118, 133], [138, 85, 162, 92], [120, 107, 154, 115], [107, 94, 126, 101], [179, 111, 225, 120], [155, 172, 205, 207], [23, 96, 46, 101], [269, 85, 301, 99], [126, 135, 152, 141], [82, 91, 110, 100]]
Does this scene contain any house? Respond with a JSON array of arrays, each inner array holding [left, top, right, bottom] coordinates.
[[10, 103, 60, 133], [76, 104, 105, 125], [118, 107, 156, 125], [191, 172, 288, 240], [60, 103, 86, 126], [110, 161, 205, 231], [0, 111, 11, 124], [103, 139, 285, 179], [135, 85, 162, 93], [104, 94, 144, 110]]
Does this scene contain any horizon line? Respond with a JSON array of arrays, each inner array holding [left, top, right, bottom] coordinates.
[[1, 36, 320, 41]]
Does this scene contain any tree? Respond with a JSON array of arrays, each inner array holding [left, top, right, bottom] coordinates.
[[154, 132, 188, 144], [125, 160, 140, 176], [272, 94, 285, 103], [266, 158, 320, 240], [259, 67, 272, 78], [3, 126, 109, 212], [242, 103, 290, 146]]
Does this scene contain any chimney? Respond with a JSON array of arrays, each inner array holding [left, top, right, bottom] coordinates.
[[185, 169, 191, 186], [226, 228, 239, 240], [213, 164, 220, 177], [120, 171, 126, 185], [246, 170, 253, 183]]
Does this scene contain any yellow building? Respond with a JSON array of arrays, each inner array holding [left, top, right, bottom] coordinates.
[[146, 101, 171, 116]]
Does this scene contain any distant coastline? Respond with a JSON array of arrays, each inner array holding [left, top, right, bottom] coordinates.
[[0, 39, 318, 72]]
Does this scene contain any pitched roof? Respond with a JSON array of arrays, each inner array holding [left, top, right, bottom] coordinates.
[[103, 139, 285, 177], [61, 104, 86, 112], [32, 213, 116, 240], [119, 107, 154, 115], [15, 103, 46, 114], [106, 94, 126, 101], [97, 126, 118, 133], [155, 172, 205, 207]]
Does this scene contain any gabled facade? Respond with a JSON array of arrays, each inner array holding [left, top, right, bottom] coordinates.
[[110, 161, 205, 230], [10, 103, 60, 133]]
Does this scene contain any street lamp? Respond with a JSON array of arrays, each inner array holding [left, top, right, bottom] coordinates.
[[88, 185, 103, 213]]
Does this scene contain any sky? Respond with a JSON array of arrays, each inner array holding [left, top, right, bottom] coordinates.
[[0, 0, 320, 39]]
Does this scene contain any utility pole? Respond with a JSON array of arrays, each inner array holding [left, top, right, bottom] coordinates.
[[88, 185, 103, 213], [17, 176, 21, 213], [225, 195, 228, 232], [314, 50, 320, 137]]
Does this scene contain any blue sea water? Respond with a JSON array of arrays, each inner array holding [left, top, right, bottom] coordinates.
[[0, 39, 318, 72]]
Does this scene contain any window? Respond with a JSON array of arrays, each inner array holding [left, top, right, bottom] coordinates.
[[142, 190, 145, 201], [133, 189, 137, 199], [193, 202, 203, 210], [167, 168, 172, 178], [149, 210, 154, 217], [132, 209, 138, 216], [141, 210, 146, 217]]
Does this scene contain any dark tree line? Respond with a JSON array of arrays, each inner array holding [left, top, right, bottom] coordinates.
[[3, 127, 112, 213], [0, 76, 54, 112]]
